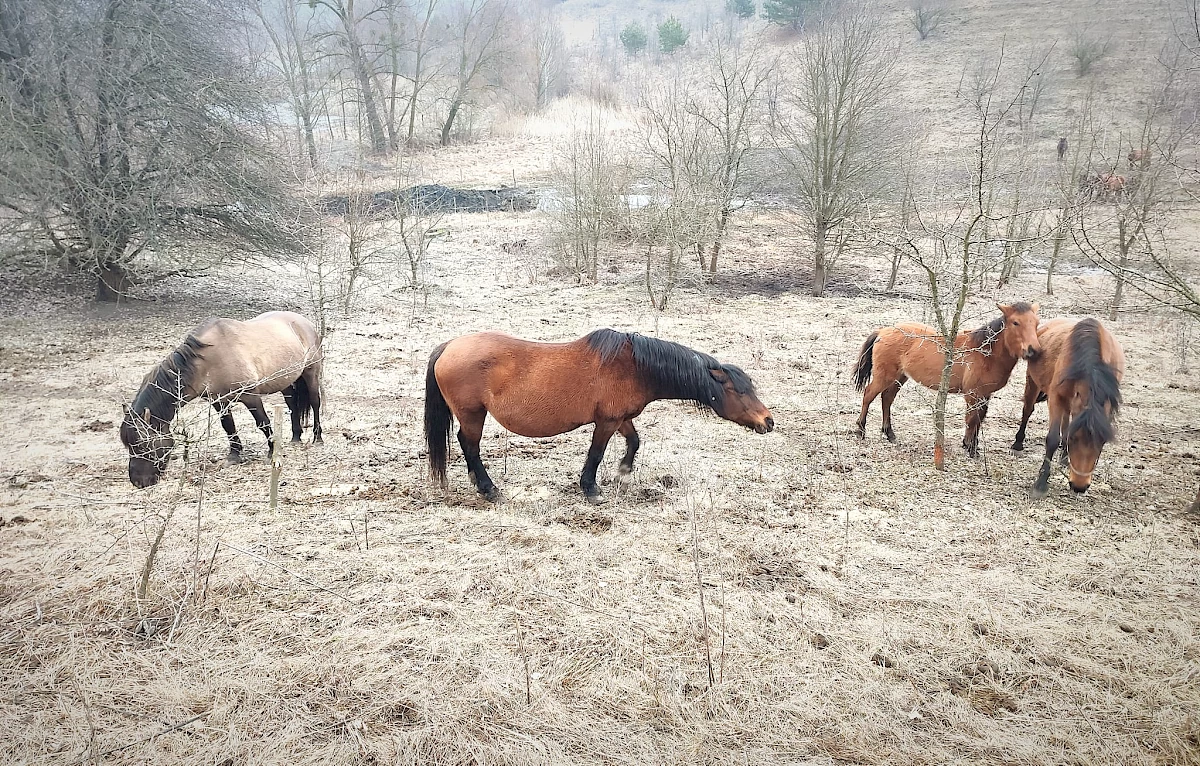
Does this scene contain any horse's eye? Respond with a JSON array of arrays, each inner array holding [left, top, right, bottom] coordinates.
[[1013, 321, 1020, 326]]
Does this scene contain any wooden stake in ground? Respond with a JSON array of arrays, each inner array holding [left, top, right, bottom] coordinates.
[[270, 404, 284, 510]]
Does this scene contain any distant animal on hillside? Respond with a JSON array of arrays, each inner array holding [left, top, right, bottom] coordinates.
[[120, 311, 324, 488], [1127, 149, 1151, 169], [424, 329, 774, 502], [853, 303, 1042, 460], [1057, 137, 1068, 161], [1012, 317, 1124, 497], [500, 239, 528, 254], [1080, 171, 1126, 201]]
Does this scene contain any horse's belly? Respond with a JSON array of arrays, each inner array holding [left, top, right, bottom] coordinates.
[[486, 406, 586, 438]]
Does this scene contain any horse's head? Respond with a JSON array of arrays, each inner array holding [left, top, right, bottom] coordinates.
[[119, 404, 175, 488], [998, 302, 1041, 361], [709, 366, 774, 434], [1065, 383, 1119, 494]]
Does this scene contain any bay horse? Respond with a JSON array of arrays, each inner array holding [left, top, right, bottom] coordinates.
[[424, 329, 774, 501], [120, 311, 324, 488], [1127, 149, 1151, 169], [853, 303, 1041, 458], [1011, 317, 1124, 497]]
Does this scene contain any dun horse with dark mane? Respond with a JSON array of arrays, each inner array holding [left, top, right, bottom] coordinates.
[[854, 303, 1041, 458], [424, 329, 774, 501], [1012, 317, 1124, 496], [120, 311, 324, 488]]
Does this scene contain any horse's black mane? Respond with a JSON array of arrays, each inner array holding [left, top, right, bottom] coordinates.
[[131, 335, 210, 418], [1065, 318, 1121, 445], [585, 329, 755, 409], [968, 302, 1034, 347]]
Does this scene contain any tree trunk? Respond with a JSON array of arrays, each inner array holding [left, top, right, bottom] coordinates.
[[1047, 219, 1065, 295], [887, 251, 901, 291], [344, 31, 388, 155], [933, 352, 952, 471], [440, 99, 462, 146], [811, 222, 828, 297], [1190, 484, 1200, 514], [1111, 218, 1129, 321], [96, 259, 132, 302]]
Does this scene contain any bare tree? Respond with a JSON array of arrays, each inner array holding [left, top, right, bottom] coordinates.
[[439, 0, 513, 146], [549, 110, 628, 282], [403, 0, 443, 144], [1069, 25, 1112, 76], [774, 3, 899, 296], [0, 0, 305, 301], [527, 2, 566, 111], [909, 3, 945, 40], [640, 75, 717, 310], [688, 35, 771, 273], [891, 52, 1049, 469], [250, 0, 323, 168], [309, 0, 391, 154]]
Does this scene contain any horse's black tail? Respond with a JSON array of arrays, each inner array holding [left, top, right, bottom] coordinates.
[[424, 342, 453, 487], [853, 331, 879, 391], [293, 376, 312, 429]]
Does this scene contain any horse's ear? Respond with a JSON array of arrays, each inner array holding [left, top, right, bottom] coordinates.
[[996, 302, 1012, 315], [121, 403, 130, 416], [1030, 302, 1040, 314], [141, 408, 151, 423], [709, 368, 729, 384]]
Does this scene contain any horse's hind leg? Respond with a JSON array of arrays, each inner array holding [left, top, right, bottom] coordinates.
[[879, 377, 905, 443], [581, 420, 620, 501], [242, 395, 275, 455], [857, 377, 892, 439], [962, 393, 990, 458], [617, 420, 640, 480], [456, 409, 498, 500], [212, 401, 245, 464], [303, 368, 323, 443]]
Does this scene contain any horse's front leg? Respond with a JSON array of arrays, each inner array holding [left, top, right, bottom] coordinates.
[[581, 420, 620, 502], [616, 420, 640, 481], [211, 400, 245, 464], [1031, 415, 1064, 498]]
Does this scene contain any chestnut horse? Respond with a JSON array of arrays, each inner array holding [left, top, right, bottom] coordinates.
[[424, 329, 774, 501], [854, 303, 1041, 458], [1011, 317, 1124, 497], [120, 311, 324, 488], [1127, 149, 1151, 169]]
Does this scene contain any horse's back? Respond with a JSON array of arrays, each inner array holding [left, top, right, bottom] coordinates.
[[193, 311, 322, 396]]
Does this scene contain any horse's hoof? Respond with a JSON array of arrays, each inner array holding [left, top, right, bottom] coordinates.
[[481, 486, 502, 502], [226, 453, 247, 466], [585, 493, 607, 506], [616, 467, 634, 485], [1029, 485, 1049, 500], [884, 430, 897, 444], [1011, 442, 1024, 452]]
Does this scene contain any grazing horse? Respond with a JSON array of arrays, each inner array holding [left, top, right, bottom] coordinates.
[[854, 303, 1041, 458], [1057, 137, 1068, 161], [120, 311, 324, 488], [1011, 317, 1124, 497], [1127, 149, 1151, 169], [424, 329, 774, 501]]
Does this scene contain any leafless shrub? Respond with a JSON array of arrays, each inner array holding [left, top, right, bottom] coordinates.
[[549, 111, 629, 282], [909, 3, 946, 40], [1069, 26, 1112, 76]]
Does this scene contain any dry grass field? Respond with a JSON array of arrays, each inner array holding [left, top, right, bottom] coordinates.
[[2, 0, 1200, 764]]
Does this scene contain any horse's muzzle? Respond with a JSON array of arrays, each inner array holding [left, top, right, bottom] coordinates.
[[1023, 348, 1040, 361], [755, 416, 775, 434], [1069, 481, 1089, 494]]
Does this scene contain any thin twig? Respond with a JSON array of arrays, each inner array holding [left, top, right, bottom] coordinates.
[[88, 712, 210, 761], [219, 541, 354, 603]]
